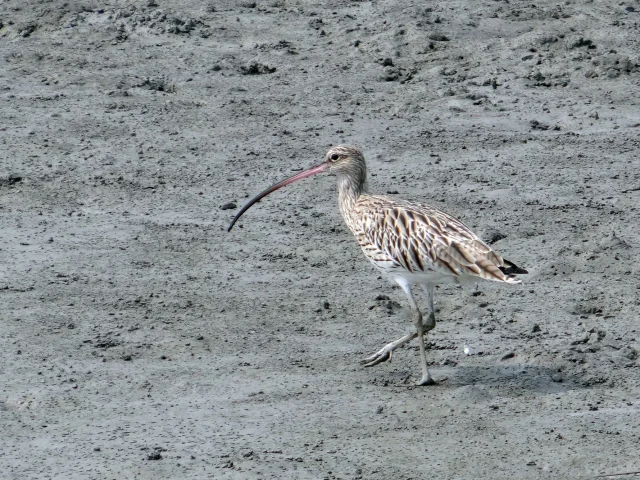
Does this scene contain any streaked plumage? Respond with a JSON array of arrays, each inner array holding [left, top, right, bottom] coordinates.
[[345, 195, 525, 285], [228, 145, 527, 385]]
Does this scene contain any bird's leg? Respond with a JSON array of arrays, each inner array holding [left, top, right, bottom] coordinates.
[[419, 283, 445, 384], [420, 283, 437, 334], [360, 282, 438, 385], [360, 281, 423, 367], [414, 315, 436, 386], [398, 279, 436, 386]]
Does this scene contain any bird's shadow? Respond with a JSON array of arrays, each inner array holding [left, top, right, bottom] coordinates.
[[437, 363, 582, 395]]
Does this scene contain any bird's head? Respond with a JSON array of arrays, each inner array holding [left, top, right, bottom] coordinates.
[[227, 145, 365, 231], [323, 145, 366, 175]]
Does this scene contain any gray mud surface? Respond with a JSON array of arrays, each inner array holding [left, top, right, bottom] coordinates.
[[2, 1, 640, 478]]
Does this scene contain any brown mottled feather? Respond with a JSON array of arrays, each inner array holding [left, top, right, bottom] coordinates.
[[343, 195, 522, 284]]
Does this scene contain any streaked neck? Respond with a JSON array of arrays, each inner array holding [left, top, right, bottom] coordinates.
[[338, 167, 367, 215]]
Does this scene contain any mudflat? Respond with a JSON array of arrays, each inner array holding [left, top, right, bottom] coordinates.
[[1, 1, 639, 478]]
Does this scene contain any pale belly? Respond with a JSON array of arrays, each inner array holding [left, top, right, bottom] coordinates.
[[364, 255, 473, 286]]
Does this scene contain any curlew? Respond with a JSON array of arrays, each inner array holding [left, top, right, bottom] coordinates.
[[228, 145, 527, 385]]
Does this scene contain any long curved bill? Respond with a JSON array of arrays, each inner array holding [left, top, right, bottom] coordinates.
[[227, 162, 329, 232]]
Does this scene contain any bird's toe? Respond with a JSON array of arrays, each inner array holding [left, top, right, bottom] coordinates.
[[360, 350, 391, 367]]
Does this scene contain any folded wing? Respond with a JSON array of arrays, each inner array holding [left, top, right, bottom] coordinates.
[[358, 197, 526, 284]]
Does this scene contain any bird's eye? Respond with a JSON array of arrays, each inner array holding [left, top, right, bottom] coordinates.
[[330, 153, 339, 161]]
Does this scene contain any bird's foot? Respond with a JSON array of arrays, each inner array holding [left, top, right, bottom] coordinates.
[[360, 346, 393, 367], [416, 374, 437, 386], [415, 374, 447, 386], [361, 332, 417, 367]]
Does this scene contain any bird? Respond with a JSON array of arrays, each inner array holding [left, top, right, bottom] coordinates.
[[228, 145, 527, 386]]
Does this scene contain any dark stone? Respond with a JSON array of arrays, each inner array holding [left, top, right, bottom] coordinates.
[[429, 33, 450, 41], [240, 63, 276, 75], [501, 351, 516, 360], [8, 174, 23, 185]]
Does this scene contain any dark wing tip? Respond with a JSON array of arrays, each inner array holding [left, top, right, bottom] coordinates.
[[499, 259, 528, 275]]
